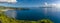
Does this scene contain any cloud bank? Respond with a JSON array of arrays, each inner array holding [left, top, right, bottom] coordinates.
[[44, 2, 56, 7], [44, 2, 60, 12], [44, 2, 60, 8], [0, 0, 17, 3]]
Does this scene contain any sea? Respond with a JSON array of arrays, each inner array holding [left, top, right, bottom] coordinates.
[[5, 7, 60, 23]]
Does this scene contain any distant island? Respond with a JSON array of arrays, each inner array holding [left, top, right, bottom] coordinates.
[[0, 6, 30, 10]]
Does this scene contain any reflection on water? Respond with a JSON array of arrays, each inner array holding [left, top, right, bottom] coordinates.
[[47, 8, 60, 23]]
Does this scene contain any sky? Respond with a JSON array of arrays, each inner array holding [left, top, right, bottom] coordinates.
[[0, 0, 60, 7]]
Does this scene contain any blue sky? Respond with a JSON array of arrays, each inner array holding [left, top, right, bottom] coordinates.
[[0, 0, 60, 7]]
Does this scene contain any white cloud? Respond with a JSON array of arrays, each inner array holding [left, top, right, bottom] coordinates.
[[44, 2, 57, 7], [44, 2, 60, 12], [0, 0, 17, 3], [44, 2, 48, 6]]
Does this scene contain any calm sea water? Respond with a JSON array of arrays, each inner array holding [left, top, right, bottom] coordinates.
[[16, 8, 45, 20], [5, 7, 60, 23]]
